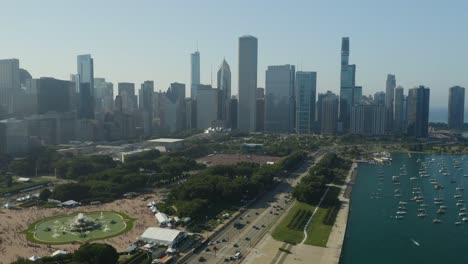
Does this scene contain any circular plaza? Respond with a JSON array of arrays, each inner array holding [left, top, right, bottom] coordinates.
[[23, 211, 134, 244]]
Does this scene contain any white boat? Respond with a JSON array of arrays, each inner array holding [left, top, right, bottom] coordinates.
[[417, 213, 426, 217], [411, 239, 420, 246], [455, 221, 462, 225], [463, 217, 468, 222], [455, 194, 463, 199], [433, 219, 442, 223], [396, 215, 404, 219], [457, 202, 464, 207], [396, 211, 407, 215], [459, 212, 467, 216], [410, 177, 419, 181], [440, 205, 447, 209], [399, 201, 407, 205], [460, 207, 466, 212]]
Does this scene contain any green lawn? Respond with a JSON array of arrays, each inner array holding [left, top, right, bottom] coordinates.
[[22, 211, 135, 245], [304, 187, 341, 247], [272, 202, 315, 244], [0, 178, 50, 196]]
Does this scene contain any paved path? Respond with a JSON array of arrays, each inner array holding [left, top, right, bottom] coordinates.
[[243, 162, 357, 264]]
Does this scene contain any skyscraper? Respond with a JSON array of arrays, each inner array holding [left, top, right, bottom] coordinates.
[[77, 54, 94, 119], [320, 91, 339, 134], [295, 71, 317, 134], [0, 59, 20, 114], [265, 64, 295, 133], [374, 91, 386, 106], [340, 37, 356, 130], [140, 81, 154, 136], [385, 74, 396, 131], [94, 78, 114, 114], [190, 51, 200, 99], [238, 35, 258, 132], [393, 86, 405, 132], [118, 82, 138, 114], [217, 59, 231, 121], [407, 86, 430, 138], [448, 86, 465, 131], [35, 78, 74, 114], [351, 96, 385, 136], [196, 85, 218, 129]]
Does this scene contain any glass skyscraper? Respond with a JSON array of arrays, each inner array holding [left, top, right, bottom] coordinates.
[[265, 64, 295, 133], [237, 35, 258, 132], [190, 51, 200, 99], [77, 54, 94, 119], [407, 86, 430, 138], [295, 71, 317, 134], [448, 86, 465, 131], [340, 37, 356, 131]]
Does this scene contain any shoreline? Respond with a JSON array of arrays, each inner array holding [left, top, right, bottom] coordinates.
[[323, 162, 357, 264]]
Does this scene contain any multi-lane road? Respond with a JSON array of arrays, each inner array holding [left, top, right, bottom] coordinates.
[[183, 152, 322, 264]]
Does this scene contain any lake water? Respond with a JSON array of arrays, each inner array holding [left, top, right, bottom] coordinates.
[[341, 153, 468, 264]]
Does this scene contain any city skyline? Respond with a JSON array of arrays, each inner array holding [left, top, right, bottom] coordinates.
[[1, 1, 468, 107]]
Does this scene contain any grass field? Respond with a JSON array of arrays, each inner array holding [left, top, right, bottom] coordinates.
[[272, 202, 315, 244], [304, 187, 341, 247], [22, 211, 135, 245]]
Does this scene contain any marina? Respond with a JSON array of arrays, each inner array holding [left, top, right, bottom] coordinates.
[[341, 153, 468, 264]]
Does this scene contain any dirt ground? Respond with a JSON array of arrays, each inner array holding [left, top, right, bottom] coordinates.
[[197, 153, 281, 166], [0, 196, 159, 263]]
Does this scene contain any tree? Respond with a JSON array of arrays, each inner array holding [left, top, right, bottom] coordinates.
[[6, 173, 13, 187], [39, 188, 52, 201], [73, 243, 118, 264]]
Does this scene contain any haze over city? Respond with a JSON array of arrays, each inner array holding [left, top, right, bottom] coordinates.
[[1, 0, 468, 107]]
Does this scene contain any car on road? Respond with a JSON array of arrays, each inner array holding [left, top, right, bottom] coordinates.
[[233, 243, 239, 248], [198, 256, 206, 262], [245, 237, 250, 241]]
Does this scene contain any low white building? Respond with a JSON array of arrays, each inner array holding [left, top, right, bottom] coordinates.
[[140, 227, 186, 247], [155, 212, 170, 226]]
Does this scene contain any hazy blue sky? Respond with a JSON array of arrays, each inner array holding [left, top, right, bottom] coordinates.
[[1, 0, 467, 107]]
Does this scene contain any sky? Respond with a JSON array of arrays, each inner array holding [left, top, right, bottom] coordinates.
[[1, 0, 467, 107]]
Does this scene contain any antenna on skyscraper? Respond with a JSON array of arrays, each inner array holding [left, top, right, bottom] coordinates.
[[196, 41, 198, 52]]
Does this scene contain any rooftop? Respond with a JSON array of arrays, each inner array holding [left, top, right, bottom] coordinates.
[[140, 227, 183, 242], [148, 138, 184, 143]]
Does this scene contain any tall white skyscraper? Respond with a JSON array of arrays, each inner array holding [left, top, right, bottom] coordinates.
[[238, 35, 258, 132], [0, 59, 20, 114], [190, 51, 200, 99], [265, 64, 295, 133], [77, 54, 94, 119]]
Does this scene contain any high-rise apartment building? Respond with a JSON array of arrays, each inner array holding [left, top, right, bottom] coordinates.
[[77, 54, 94, 119], [448, 86, 465, 131], [265, 64, 295, 133], [340, 37, 356, 130], [320, 91, 339, 134], [217, 59, 231, 121], [140, 81, 154, 136], [0, 59, 20, 114], [393, 86, 405, 132], [295, 71, 317, 134], [238, 35, 258, 132], [34, 78, 74, 114], [385, 74, 396, 131], [351, 96, 385, 135], [374, 92, 386, 106], [94, 78, 114, 114], [407, 86, 430, 138], [118, 82, 138, 114], [196, 85, 218, 129], [190, 51, 200, 99]]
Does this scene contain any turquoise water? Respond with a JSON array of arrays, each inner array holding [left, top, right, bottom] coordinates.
[[341, 153, 468, 264]]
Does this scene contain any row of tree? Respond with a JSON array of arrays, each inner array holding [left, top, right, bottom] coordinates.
[[165, 151, 307, 221], [13, 243, 118, 264], [293, 153, 351, 204]]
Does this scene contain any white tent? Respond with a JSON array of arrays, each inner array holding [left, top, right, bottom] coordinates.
[[29, 255, 41, 261], [51, 250, 67, 256], [3, 202, 13, 209], [140, 227, 186, 247]]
